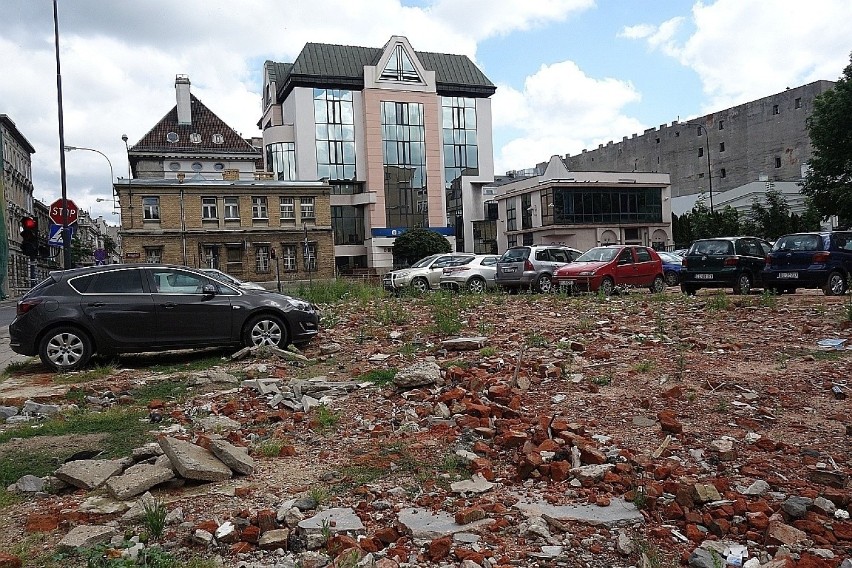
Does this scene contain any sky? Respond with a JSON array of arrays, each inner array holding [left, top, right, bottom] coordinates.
[[2, 0, 850, 224]]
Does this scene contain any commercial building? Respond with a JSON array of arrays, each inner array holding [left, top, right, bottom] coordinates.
[[558, 81, 834, 215], [493, 156, 672, 252], [259, 35, 497, 273], [119, 76, 334, 282]]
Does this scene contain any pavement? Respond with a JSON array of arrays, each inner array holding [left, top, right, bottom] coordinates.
[[0, 296, 36, 371]]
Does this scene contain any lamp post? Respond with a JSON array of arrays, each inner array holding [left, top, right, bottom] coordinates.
[[121, 134, 132, 179], [64, 145, 117, 209], [684, 122, 714, 214]]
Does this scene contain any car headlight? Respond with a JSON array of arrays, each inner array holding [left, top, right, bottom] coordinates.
[[578, 270, 596, 276]]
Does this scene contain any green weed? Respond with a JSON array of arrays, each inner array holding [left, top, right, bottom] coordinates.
[[759, 289, 779, 309], [2, 360, 33, 376], [312, 404, 340, 432], [428, 292, 464, 336], [309, 485, 330, 505], [149, 354, 223, 374], [54, 363, 117, 384], [477, 322, 495, 336], [255, 438, 286, 458], [131, 378, 190, 405], [398, 342, 419, 358], [525, 332, 547, 347], [479, 346, 497, 357], [705, 291, 731, 311], [632, 360, 654, 373], [142, 498, 168, 540], [358, 368, 397, 386], [591, 372, 612, 386], [294, 278, 384, 305]]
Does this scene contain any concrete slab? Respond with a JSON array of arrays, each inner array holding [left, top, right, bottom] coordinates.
[[397, 507, 495, 540], [513, 496, 644, 527]]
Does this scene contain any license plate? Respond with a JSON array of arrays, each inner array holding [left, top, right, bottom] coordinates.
[[502, 267, 516, 273], [779, 272, 799, 279], [695, 273, 714, 280]]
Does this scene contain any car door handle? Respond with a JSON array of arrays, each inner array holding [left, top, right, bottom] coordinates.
[[232, 306, 241, 310], [87, 302, 105, 307], [162, 302, 176, 309]]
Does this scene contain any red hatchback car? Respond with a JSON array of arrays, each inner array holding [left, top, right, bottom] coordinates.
[[553, 245, 666, 295]]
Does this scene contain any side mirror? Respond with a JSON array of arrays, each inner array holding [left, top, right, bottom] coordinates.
[[202, 284, 217, 296]]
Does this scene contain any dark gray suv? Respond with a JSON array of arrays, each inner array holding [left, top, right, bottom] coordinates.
[[9, 264, 320, 371], [495, 245, 583, 293]]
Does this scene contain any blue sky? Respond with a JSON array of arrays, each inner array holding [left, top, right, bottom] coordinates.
[[2, 0, 850, 222]]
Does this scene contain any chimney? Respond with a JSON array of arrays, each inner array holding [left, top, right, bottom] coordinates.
[[175, 74, 191, 125]]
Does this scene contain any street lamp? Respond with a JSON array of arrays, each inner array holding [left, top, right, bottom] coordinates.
[[121, 134, 132, 179], [63, 145, 117, 209], [682, 122, 714, 214]]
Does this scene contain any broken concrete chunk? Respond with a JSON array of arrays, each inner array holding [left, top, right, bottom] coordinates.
[[209, 439, 255, 475], [54, 459, 125, 490], [441, 336, 487, 351], [692, 483, 722, 504], [297, 507, 365, 536], [158, 437, 232, 481], [57, 525, 117, 552], [398, 508, 492, 540], [450, 473, 494, 494], [195, 415, 242, 432], [106, 464, 174, 500], [393, 361, 442, 389]]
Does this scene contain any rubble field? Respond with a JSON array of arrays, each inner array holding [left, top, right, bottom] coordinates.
[[0, 288, 850, 568]]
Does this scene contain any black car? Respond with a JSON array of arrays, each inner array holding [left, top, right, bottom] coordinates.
[[763, 231, 852, 295], [9, 264, 320, 371], [680, 237, 772, 295]]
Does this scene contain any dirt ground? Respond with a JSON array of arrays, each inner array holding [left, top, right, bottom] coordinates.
[[0, 288, 850, 567]]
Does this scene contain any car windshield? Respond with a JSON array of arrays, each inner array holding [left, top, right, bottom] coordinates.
[[658, 252, 681, 263], [773, 234, 821, 252], [204, 270, 240, 285], [575, 247, 618, 262], [691, 240, 733, 255], [411, 255, 440, 268]]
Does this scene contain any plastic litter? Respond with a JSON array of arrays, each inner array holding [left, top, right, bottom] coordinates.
[[817, 338, 848, 350]]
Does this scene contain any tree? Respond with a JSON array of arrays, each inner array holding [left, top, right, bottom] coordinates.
[[745, 185, 792, 240], [392, 228, 451, 267], [801, 52, 852, 227], [103, 234, 117, 255], [70, 234, 94, 265]]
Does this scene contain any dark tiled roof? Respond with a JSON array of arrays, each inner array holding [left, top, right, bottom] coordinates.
[[264, 60, 292, 85], [274, 42, 495, 99], [130, 95, 259, 156]]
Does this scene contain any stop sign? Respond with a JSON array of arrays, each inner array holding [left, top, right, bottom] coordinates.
[[49, 199, 79, 225]]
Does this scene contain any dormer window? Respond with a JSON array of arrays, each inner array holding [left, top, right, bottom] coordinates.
[[380, 45, 421, 83], [190, 133, 201, 144], [212, 134, 224, 144]]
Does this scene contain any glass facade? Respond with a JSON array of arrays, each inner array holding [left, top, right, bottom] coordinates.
[[332, 206, 365, 245], [314, 89, 356, 180], [442, 97, 479, 250], [267, 142, 296, 180], [381, 101, 427, 228], [542, 187, 663, 225]]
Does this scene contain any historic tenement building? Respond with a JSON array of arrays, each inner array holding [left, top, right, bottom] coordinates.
[[120, 76, 334, 282], [557, 81, 834, 214]]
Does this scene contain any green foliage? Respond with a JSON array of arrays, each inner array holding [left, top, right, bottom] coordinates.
[[141, 498, 168, 540], [525, 332, 547, 347], [2, 360, 33, 376], [391, 228, 452, 267], [70, 234, 95, 266], [802, 52, 852, 226], [312, 404, 341, 432], [255, 438, 286, 458], [428, 292, 464, 336], [632, 360, 655, 373], [479, 346, 497, 357], [131, 378, 190, 405], [294, 278, 383, 305], [705, 291, 731, 311], [358, 368, 397, 386]]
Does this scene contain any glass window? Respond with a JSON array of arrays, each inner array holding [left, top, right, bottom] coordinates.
[[224, 197, 239, 220], [618, 249, 634, 263], [332, 205, 365, 245], [87, 269, 145, 294], [380, 45, 420, 83], [255, 245, 270, 273], [280, 197, 295, 220], [303, 242, 317, 271], [381, 100, 427, 228], [251, 197, 268, 219], [549, 249, 569, 263], [143, 197, 160, 221], [314, 89, 356, 181], [636, 248, 652, 262], [202, 197, 217, 220], [150, 269, 206, 294], [144, 247, 162, 263], [300, 197, 315, 220], [225, 245, 243, 272], [267, 142, 296, 181], [282, 244, 297, 271]]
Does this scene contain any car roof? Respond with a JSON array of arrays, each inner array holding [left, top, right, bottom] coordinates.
[[50, 263, 204, 280]]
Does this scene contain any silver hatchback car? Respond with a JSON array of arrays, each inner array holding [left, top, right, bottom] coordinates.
[[383, 253, 475, 293], [496, 245, 583, 293], [439, 254, 500, 293]]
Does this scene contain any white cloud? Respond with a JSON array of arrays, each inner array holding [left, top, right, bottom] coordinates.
[[618, 24, 655, 40], [625, 0, 851, 111], [492, 61, 644, 173]]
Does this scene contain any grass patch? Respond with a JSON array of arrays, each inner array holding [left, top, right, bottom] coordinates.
[[148, 354, 224, 374], [0, 449, 65, 489], [525, 332, 547, 347], [427, 292, 464, 336], [374, 299, 412, 326], [142, 498, 168, 540], [131, 377, 191, 405], [312, 404, 340, 433], [705, 292, 731, 311], [254, 437, 287, 458], [53, 363, 117, 385], [479, 346, 497, 357], [2, 359, 33, 376], [358, 368, 397, 387], [0, 407, 151, 459], [632, 360, 655, 373], [590, 372, 613, 386], [294, 278, 384, 305]]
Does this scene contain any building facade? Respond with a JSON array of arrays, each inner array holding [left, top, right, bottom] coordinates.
[[493, 156, 672, 252], [120, 76, 334, 282], [260, 36, 497, 273], [558, 81, 834, 215]]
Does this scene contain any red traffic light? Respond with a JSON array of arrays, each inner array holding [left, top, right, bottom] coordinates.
[[21, 217, 37, 231]]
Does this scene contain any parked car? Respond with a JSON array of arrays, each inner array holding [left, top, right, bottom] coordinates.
[[553, 245, 665, 295], [680, 237, 771, 295], [763, 231, 852, 295], [658, 250, 684, 286], [8, 264, 320, 372], [495, 245, 583, 293], [199, 268, 266, 291], [382, 253, 474, 293], [439, 254, 500, 293]]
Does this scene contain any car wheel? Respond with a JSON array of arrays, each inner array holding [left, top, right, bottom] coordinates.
[[39, 326, 92, 372], [823, 271, 847, 296], [599, 277, 615, 296], [681, 285, 697, 296], [467, 277, 486, 294], [649, 275, 665, 294], [733, 273, 752, 295], [243, 314, 289, 348], [536, 273, 552, 293], [664, 270, 679, 287], [411, 277, 429, 293]]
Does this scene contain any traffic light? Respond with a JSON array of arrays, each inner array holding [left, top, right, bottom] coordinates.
[[20, 216, 39, 259]]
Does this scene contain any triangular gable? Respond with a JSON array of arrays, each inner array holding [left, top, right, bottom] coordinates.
[[541, 156, 571, 181], [380, 44, 421, 83]]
